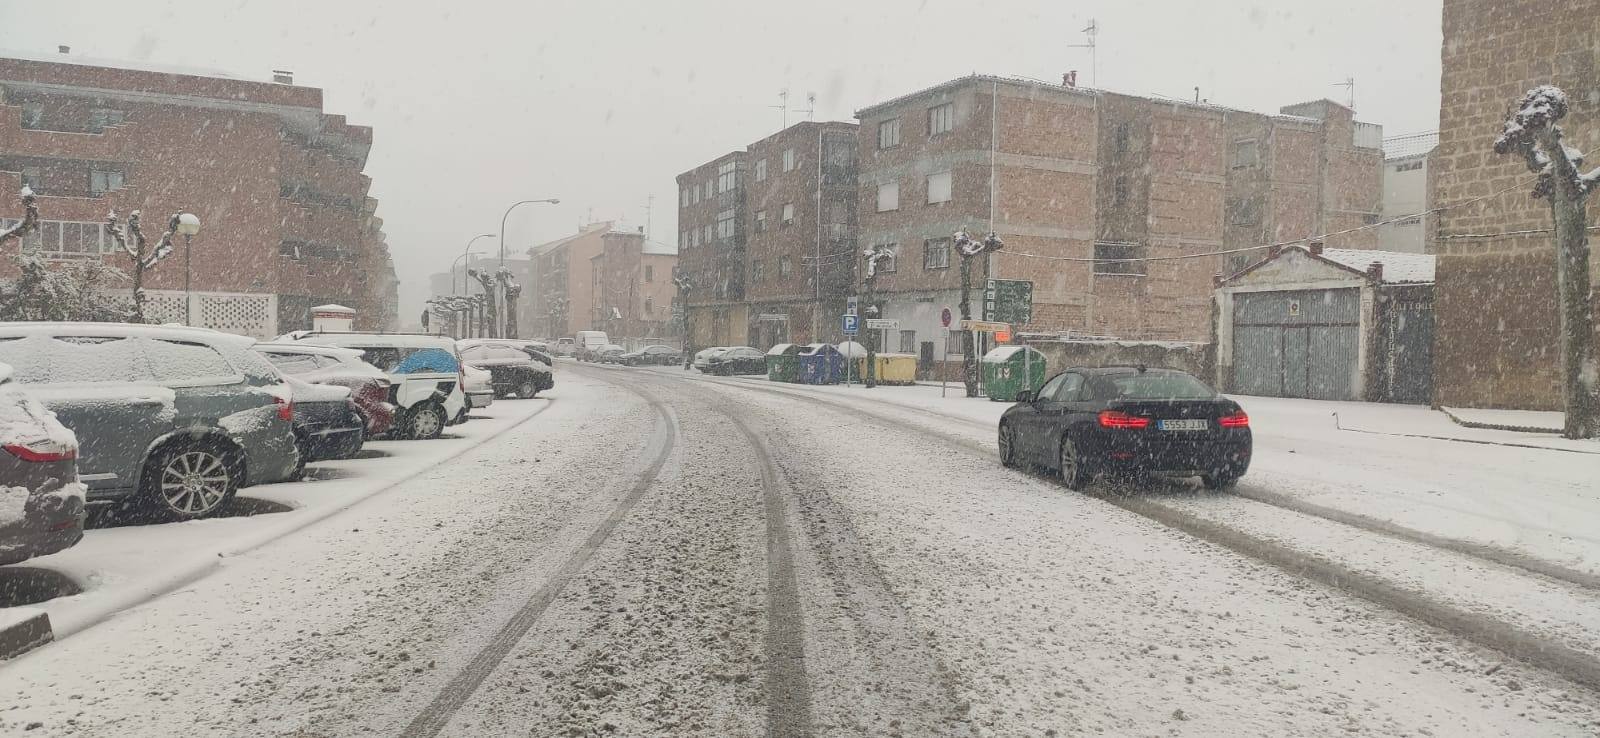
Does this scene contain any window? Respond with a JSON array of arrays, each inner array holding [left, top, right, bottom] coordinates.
[[1114, 123, 1130, 155], [1086, 372, 1216, 401], [1112, 177, 1128, 208], [1036, 373, 1068, 401], [20, 166, 42, 192], [20, 103, 43, 129], [899, 330, 917, 354], [644, 297, 654, 315], [146, 340, 238, 384], [1052, 373, 1085, 401], [1362, 213, 1381, 225], [1231, 139, 1260, 169], [876, 180, 899, 212], [702, 223, 713, 243], [691, 185, 700, 204], [782, 148, 796, 172], [1093, 241, 1146, 276], [878, 118, 901, 149], [644, 265, 653, 282], [752, 258, 765, 283], [689, 229, 699, 248], [928, 103, 953, 136], [754, 210, 767, 233], [717, 161, 737, 193], [1395, 160, 1424, 172], [90, 169, 125, 196], [25, 220, 110, 257], [782, 203, 794, 224], [680, 188, 690, 206], [923, 238, 951, 269], [824, 137, 854, 167], [778, 256, 792, 279], [755, 159, 768, 181], [926, 171, 952, 204], [88, 108, 126, 132], [680, 229, 689, 248], [1229, 197, 1261, 226], [716, 209, 735, 239], [704, 180, 713, 199], [262, 352, 322, 375], [0, 335, 155, 384], [878, 243, 898, 273]]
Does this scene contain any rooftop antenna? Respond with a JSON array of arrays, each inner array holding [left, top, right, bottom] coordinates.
[[770, 88, 790, 130], [1333, 77, 1355, 109], [645, 194, 653, 243], [799, 92, 816, 121], [1067, 19, 1098, 88]]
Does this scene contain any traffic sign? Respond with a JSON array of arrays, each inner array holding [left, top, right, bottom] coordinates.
[[983, 279, 1034, 324], [865, 318, 898, 330], [846, 296, 859, 316], [959, 319, 1010, 333], [940, 307, 952, 328], [841, 314, 860, 335]]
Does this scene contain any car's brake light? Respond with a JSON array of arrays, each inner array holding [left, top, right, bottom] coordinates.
[[1218, 411, 1250, 428], [1098, 410, 1150, 429], [3, 440, 77, 463], [274, 395, 294, 422]]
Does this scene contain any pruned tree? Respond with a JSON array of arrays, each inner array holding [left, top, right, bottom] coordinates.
[[0, 186, 39, 246], [498, 267, 522, 339], [106, 209, 181, 323], [1494, 85, 1598, 438], [467, 267, 498, 338]]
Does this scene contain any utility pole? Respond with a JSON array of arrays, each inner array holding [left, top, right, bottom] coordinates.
[[954, 230, 1005, 398]]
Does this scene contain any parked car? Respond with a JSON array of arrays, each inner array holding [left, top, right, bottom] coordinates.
[[997, 366, 1252, 490], [573, 330, 610, 361], [705, 346, 766, 375], [280, 376, 365, 471], [551, 337, 577, 357], [255, 343, 396, 438], [620, 345, 682, 366], [459, 338, 555, 367], [0, 323, 300, 520], [287, 332, 467, 440], [590, 344, 627, 364], [461, 363, 496, 416], [692, 347, 730, 372], [0, 363, 85, 565], [458, 342, 554, 398]]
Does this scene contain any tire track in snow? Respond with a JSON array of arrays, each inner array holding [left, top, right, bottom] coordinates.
[[400, 383, 678, 738], [677, 372, 1600, 694]]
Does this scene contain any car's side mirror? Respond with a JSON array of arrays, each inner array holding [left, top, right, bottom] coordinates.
[[1015, 390, 1034, 404]]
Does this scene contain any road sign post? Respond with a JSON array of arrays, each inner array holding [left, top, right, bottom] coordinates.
[[841, 314, 859, 388]]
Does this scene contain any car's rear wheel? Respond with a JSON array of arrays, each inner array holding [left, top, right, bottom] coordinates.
[[518, 377, 538, 398], [998, 423, 1019, 468], [143, 442, 240, 520], [403, 402, 447, 440], [1202, 471, 1241, 490], [1058, 436, 1090, 490]]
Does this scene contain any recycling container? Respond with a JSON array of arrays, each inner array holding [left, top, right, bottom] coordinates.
[[981, 345, 1049, 401], [765, 343, 802, 383], [796, 343, 845, 385], [866, 353, 918, 385]]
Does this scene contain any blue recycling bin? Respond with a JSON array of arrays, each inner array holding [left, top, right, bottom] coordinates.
[[796, 343, 845, 385]]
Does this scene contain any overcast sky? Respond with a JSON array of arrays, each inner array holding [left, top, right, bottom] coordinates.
[[2, 0, 1443, 323]]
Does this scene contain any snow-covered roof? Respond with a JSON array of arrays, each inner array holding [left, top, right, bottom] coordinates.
[[1384, 131, 1439, 160], [529, 221, 612, 257], [1320, 248, 1436, 284], [0, 48, 255, 82], [311, 304, 355, 313], [642, 240, 677, 256]]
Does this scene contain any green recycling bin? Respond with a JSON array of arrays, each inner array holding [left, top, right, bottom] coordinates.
[[981, 345, 1048, 401], [765, 343, 802, 383]]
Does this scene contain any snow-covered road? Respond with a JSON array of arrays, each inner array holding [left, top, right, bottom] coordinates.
[[2, 364, 1599, 736]]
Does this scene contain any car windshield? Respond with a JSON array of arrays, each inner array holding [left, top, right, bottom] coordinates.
[[1088, 372, 1217, 401]]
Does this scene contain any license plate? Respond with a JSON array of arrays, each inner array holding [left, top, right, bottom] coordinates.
[[1158, 419, 1208, 431]]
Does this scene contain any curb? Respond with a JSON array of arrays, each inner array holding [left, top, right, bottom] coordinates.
[[0, 612, 51, 660], [1439, 407, 1564, 435]]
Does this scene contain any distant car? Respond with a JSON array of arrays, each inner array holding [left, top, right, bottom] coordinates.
[[705, 346, 765, 375], [461, 363, 496, 415], [459, 338, 555, 368], [280, 376, 365, 471], [692, 347, 730, 372], [997, 366, 1252, 490], [0, 364, 85, 565], [591, 344, 627, 364], [255, 343, 396, 438], [0, 323, 301, 520], [287, 333, 467, 440], [620, 345, 682, 366], [552, 338, 577, 357], [458, 341, 554, 398], [573, 331, 611, 361]]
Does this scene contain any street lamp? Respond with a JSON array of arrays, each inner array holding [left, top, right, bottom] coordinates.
[[953, 230, 1005, 398], [175, 212, 201, 326], [459, 234, 495, 293], [497, 198, 559, 266]]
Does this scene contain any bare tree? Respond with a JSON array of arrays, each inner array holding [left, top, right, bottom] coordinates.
[[106, 210, 180, 323], [0, 186, 39, 247], [1494, 85, 1598, 438]]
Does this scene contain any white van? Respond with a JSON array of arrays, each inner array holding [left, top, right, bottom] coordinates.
[[574, 331, 610, 361], [287, 332, 467, 439]]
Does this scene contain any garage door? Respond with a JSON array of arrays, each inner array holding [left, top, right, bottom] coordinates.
[[1231, 289, 1360, 400]]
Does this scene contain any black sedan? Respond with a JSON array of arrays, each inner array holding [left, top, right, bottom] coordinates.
[[705, 346, 766, 375], [620, 345, 682, 366], [997, 366, 1251, 490]]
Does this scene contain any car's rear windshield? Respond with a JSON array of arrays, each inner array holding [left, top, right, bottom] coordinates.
[[1087, 372, 1216, 401]]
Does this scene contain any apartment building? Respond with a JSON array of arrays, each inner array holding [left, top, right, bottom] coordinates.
[[527, 221, 611, 339], [0, 51, 396, 335], [1433, 0, 1600, 411], [676, 152, 748, 348], [1379, 131, 1439, 254], [853, 75, 1383, 357], [591, 228, 678, 344]]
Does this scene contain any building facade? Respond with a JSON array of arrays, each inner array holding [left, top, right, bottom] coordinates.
[[852, 76, 1383, 361], [676, 152, 748, 349], [1379, 132, 1438, 254], [590, 228, 678, 345], [1433, 0, 1600, 410], [0, 52, 395, 336], [527, 222, 611, 339]]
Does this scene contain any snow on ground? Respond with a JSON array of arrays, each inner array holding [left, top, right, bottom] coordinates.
[[6, 392, 555, 640]]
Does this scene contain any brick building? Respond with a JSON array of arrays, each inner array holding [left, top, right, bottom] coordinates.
[[527, 221, 677, 344], [676, 151, 749, 348], [1433, 0, 1600, 410], [852, 75, 1383, 360], [0, 52, 396, 336], [527, 221, 610, 339]]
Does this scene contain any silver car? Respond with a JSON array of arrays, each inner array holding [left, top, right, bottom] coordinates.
[[0, 324, 301, 521], [0, 364, 85, 565]]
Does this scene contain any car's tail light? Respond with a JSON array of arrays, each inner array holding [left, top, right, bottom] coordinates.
[[273, 395, 294, 422], [3, 439, 77, 463], [1098, 410, 1150, 429], [1218, 411, 1250, 428]]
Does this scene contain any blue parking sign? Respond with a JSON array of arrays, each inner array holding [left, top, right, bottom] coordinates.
[[841, 314, 859, 335]]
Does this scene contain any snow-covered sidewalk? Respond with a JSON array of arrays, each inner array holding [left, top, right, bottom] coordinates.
[[0, 396, 555, 650]]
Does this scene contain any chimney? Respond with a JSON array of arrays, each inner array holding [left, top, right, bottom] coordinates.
[[272, 69, 294, 85], [57, 45, 70, 54], [1063, 71, 1078, 88], [1308, 240, 1325, 256], [1367, 261, 1384, 282]]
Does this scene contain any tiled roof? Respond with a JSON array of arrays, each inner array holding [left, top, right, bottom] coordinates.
[[1383, 131, 1439, 160]]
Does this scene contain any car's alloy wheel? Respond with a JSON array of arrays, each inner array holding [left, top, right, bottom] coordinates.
[[155, 448, 235, 517], [1058, 436, 1090, 490], [408, 403, 446, 439], [518, 379, 538, 398], [998, 423, 1018, 468]]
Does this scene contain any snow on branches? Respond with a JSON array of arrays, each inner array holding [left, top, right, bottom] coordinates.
[[0, 186, 39, 245], [1495, 85, 1600, 198]]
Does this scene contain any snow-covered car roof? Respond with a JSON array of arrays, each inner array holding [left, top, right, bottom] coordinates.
[[254, 342, 367, 359], [0, 322, 256, 349], [290, 332, 458, 351]]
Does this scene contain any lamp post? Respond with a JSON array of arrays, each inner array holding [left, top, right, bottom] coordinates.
[[176, 212, 201, 326], [861, 244, 895, 389], [459, 234, 495, 293], [953, 230, 1005, 398], [497, 198, 559, 267]]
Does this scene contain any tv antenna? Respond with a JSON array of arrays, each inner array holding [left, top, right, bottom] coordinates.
[[1067, 19, 1098, 88], [1333, 77, 1355, 109], [770, 88, 817, 130]]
